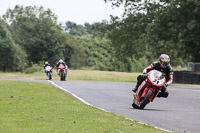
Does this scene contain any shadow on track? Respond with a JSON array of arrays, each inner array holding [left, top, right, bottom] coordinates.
[[129, 108, 167, 112]]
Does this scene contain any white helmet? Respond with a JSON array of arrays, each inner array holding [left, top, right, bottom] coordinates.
[[59, 59, 63, 63]]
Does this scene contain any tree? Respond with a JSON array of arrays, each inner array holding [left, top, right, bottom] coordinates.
[[65, 21, 89, 36], [3, 5, 65, 65], [0, 18, 27, 71], [104, 0, 200, 63], [63, 34, 86, 69], [144, 0, 200, 63]]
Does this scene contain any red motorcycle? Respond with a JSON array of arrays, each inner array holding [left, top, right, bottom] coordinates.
[[132, 70, 166, 109], [57, 64, 67, 81]]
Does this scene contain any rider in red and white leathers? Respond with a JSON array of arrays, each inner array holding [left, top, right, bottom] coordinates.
[[56, 59, 68, 75], [132, 54, 173, 98]]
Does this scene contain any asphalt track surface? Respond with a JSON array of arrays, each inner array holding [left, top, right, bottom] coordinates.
[[52, 80, 200, 133]]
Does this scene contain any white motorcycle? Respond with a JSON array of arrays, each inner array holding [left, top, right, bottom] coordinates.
[[45, 66, 53, 80]]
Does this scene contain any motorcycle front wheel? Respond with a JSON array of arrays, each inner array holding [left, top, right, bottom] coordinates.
[[139, 89, 153, 109], [60, 71, 65, 81]]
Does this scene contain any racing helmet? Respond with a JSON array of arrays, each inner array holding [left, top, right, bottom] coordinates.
[[159, 54, 170, 68], [59, 59, 64, 63]]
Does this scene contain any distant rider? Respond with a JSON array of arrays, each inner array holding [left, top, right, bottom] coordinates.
[[132, 54, 173, 98], [44, 61, 52, 76], [56, 59, 68, 75]]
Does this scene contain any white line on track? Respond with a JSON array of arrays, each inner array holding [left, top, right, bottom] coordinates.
[[48, 80, 172, 133], [48, 80, 109, 112]]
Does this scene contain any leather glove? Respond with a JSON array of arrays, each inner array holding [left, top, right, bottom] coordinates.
[[142, 73, 148, 78], [165, 83, 169, 87]]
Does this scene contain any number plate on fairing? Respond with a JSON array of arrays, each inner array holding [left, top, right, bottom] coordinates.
[[148, 70, 166, 86]]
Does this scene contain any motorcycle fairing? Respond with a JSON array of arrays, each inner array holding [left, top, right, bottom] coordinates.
[[45, 66, 52, 71], [58, 64, 66, 77], [58, 69, 66, 77], [148, 70, 166, 87], [135, 70, 166, 105], [136, 80, 151, 104], [58, 64, 65, 69]]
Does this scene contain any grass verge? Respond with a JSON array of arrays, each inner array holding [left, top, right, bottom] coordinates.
[[0, 80, 168, 133], [0, 69, 140, 83]]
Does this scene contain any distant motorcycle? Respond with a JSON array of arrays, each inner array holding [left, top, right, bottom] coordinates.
[[45, 66, 52, 80], [132, 70, 166, 109], [57, 64, 67, 81]]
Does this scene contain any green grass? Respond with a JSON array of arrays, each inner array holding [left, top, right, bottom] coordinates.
[[0, 69, 140, 83], [0, 80, 168, 133]]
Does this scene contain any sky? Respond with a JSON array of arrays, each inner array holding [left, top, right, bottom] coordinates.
[[0, 0, 124, 25]]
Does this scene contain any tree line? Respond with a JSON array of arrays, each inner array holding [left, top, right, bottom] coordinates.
[[0, 5, 148, 72], [103, 0, 200, 64], [1, 0, 199, 72]]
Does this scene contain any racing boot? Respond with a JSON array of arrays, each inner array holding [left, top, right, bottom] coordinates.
[[157, 86, 169, 98], [157, 91, 169, 98], [132, 85, 138, 93]]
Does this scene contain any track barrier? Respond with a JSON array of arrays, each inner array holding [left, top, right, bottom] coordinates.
[[173, 71, 200, 84]]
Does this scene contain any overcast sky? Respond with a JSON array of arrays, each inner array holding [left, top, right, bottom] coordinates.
[[0, 0, 124, 25]]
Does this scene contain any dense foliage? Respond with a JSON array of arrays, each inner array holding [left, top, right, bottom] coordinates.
[[0, 18, 26, 71], [0, 1, 199, 72], [77, 35, 148, 72], [3, 6, 66, 65], [104, 0, 200, 64]]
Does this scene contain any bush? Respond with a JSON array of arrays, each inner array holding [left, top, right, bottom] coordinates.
[[23, 64, 43, 74]]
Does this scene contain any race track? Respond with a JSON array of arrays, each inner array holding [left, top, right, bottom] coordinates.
[[52, 80, 200, 133]]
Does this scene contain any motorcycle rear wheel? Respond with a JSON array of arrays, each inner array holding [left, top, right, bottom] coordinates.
[[139, 89, 153, 109]]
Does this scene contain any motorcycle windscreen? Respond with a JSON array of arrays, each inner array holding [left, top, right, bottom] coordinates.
[[148, 70, 166, 87]]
